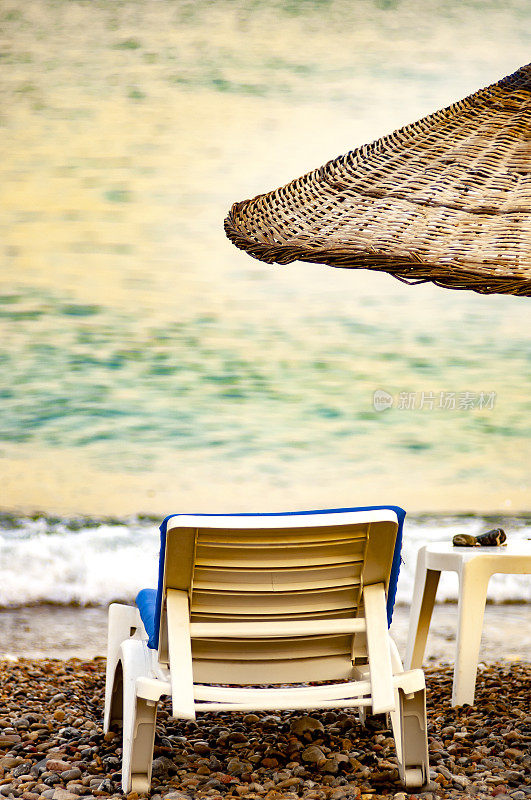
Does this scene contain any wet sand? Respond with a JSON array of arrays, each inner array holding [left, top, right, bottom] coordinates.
[[2, 603, 529, 664]]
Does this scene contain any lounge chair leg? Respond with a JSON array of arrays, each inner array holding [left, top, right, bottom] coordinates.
[[107, 661, 124, 731], [104, 603, 142, 733], [115, 639, 154, 793], [122, 694, 158, 794], [390, 687, 429, 789]]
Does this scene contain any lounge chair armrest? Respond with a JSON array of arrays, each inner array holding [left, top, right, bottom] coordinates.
[[136, 677, 172, 702], [363, 582, 395, 714], [166, 589, 195, 720]]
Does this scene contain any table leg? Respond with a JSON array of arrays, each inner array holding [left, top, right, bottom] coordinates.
[[405, 547, 440, 670], [452, 560, 490, 706]]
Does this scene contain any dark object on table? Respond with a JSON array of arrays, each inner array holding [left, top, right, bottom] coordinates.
[[452, 533, 478, 547], [453, 528, 507, 547], [476, 528, 507, 546]]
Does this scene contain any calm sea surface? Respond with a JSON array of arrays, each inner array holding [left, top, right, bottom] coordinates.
[[1, 0, 530, 516]]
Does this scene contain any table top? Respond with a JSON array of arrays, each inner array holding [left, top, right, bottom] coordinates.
[[423, 539, 531, 556], [420, 539, 531, 571]]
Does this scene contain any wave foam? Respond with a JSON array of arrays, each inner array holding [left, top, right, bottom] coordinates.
[[1, 514, 529, 608]]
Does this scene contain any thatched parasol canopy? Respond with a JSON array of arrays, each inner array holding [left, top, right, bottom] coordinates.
[[225, 65, 531, 296]]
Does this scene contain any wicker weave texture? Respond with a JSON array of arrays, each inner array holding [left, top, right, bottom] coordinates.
[[225, 65, 531, 296]]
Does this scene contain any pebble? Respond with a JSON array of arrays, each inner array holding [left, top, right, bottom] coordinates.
[[322, 754, 349, 774], [46, 762, 71, 773], [52, 791, 80, 800], [302, 746, 326, 765], [290, 717, 325, 737], [227, 758, 247, 775], [12, 764, 32, 778], [61, 769, 82, 781], [151, 756, 176, 776], [0, 660, 528, 800]]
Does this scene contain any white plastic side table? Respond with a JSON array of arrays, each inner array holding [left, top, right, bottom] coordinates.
[[404, 540, 531, 706]]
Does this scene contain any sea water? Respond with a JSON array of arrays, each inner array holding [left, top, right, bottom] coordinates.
[[1, 1, 530, 605]]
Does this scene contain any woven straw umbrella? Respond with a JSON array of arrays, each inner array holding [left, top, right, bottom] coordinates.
[[225, 64, 531, 297]]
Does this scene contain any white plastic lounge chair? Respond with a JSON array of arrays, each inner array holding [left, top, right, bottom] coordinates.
[[103, 507, 429, 793]]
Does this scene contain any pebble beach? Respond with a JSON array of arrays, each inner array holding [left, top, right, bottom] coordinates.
[[0, 659, 529, 800]]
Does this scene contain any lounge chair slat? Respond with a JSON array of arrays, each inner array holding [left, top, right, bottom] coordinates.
[[193, 697, 373, 712], [194, 562, 362, 590], [189, 617, 366, 638], [191, 655, 358, 684], [193, 678, 372, 701], [196, 541, 366, 567], [198, 531, 368, 544], [190, 607, 356, 622], [192, 585, 359, 612], [192, 635, 353, 660]]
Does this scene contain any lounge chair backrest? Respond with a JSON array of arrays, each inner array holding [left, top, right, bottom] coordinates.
[[157, 509, 401, 684]]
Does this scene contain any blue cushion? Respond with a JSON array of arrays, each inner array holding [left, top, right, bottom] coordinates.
[[138, 506, 405, 650], [136, 588, 158, 648]]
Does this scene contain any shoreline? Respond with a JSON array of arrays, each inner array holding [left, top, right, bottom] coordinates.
[[2, 603, 529, 664], [1, 509, 530, 534], [2, 480, 531, 518]]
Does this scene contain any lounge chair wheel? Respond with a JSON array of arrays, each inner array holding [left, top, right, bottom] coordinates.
[[403, 767, 425, 788]]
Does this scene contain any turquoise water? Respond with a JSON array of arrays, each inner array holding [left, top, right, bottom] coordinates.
[[1, 286, 529, 467], [0, 0, 530, 513]]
